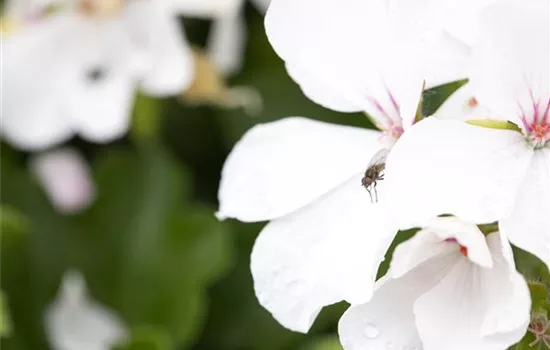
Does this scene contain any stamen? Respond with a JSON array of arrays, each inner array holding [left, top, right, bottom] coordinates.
[[443, 238, 468, 257], [467, 97, 478, 108]]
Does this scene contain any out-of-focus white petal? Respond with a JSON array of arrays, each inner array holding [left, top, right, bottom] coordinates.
[[414, 232, 530, 350], [217, 117, 381, 222], [432, 83, 494, 120], [384, 118, 533, 229], [390, 217, 492, 280], [130, 2, 194, 95], [207, 9, 246, 75], [469, 0, 549, 122], [2, 14, 80, 150], [67, 19, 138, 142], [29, 148, 95, 214], [251, 176, 396, 333], [501, 149, 550, 269], [45, 271, 128, 350], [167, 0, 241, 18]]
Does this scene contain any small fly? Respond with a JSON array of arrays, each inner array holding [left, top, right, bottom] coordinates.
[[362, 148, 389, 203]]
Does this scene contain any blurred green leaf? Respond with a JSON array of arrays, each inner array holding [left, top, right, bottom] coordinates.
[[115, 326, 174, 350], [301, 335, 343, 350], [132, 94, 163, 142], [0, 291, 13, 338]]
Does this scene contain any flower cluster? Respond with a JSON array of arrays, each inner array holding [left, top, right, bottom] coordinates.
[[2, 0, 268, 150], [217, 0, 549, 348]]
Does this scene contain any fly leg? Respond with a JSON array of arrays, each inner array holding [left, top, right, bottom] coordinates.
[[373, 181, 378, 202], [366, 187, 374, 203]]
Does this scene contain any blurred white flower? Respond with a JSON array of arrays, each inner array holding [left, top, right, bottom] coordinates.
[[264, 0, 470, 148], [29, 147, 95, 214], [2, 0, 193, 150], [45, 270, 128, 350], [339, 217, 531, 350], [384, 0, 550, 267], [217, 117, 397, 332], [169, 0, 271, 76]]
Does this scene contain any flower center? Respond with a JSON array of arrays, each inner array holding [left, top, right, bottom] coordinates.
[[444, 237, 468, 257], [527, 122, 550, 149], [519, 97, 550, 149]]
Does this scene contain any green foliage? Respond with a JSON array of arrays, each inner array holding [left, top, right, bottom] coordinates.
[[0, 143, 234, 349], [0, 291, 13, 338]]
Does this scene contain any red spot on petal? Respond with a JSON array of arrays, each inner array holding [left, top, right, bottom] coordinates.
[[459, 245, 468, 257]]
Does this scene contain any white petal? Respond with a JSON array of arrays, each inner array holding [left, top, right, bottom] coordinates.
[[207, 10, 247, 76], [469, 0, 549, 121], [390, 217, 492, 280], [2, 15, 79, 150], [420, 27, 471, 89], [384, 118, 533, 229], [501, 149, 550, 269], [168, 0, 241, 18], [435, 0, 497, 47], [29, 148, 95, 214], [432, 83, 494, 121], [131, 2, 194, 95], [338, 277, 421, 350], [45, 271, 128, 350], [217, 117, 381, 222], [68, 20, 138, 142], [264, 0, 434, 124], [413, 232, 530, 350], [251, 175, 396, 333], [338, 252, 454, 350]]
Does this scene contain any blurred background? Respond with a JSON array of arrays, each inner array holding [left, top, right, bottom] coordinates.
[[0, 3, 375, 349]]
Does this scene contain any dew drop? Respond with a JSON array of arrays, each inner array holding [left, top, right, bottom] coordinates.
[[386, 342, 394, 349], [363, 323, 379, 338]]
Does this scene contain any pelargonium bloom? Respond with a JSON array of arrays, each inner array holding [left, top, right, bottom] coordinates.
[[339, 217, 530, 350], [384, 0, 550, 268], [217, 0, 472, 333], [2, 0, 193, 150]]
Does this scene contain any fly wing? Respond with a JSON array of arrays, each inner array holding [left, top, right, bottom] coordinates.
[[367, 148, 389, 168]]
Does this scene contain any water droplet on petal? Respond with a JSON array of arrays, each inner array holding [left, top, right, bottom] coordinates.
[[363, 323, 379, 338], [386, 342, 394, 349]]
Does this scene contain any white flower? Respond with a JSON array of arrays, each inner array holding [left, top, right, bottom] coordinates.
[[217, 0, 474, 333], [29, 147, 95, 214], [169, 0, 271, 76], [339, 217, 531, 350], [264, 0, 470, 147], [384, 0, 550, 268], [2, 0, 193, 150], [44, 271, 128, 350], [217, 117, 397, 333]]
